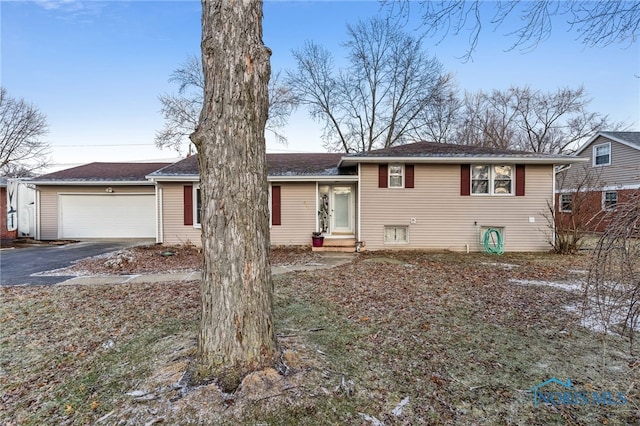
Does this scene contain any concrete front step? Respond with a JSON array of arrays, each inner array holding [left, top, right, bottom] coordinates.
[[312, 237, 364, 252]]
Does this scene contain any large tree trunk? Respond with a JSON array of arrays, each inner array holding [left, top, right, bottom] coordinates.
[[190, 0, 277, 392]]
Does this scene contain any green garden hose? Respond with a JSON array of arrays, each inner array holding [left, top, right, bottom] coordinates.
[[483, 228, 504, 255]]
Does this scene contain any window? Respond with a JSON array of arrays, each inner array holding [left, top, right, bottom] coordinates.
[[602, 191, 618, 211], [560, 193, 572, 212], [471, 165, 513, 195], [593, 143, 611, 166], [384, 225, 408, 244], [388, 164, 404, 188], [194, 186, 202, 226]]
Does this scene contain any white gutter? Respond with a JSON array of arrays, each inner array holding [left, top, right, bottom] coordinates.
[[28, 180, 155, 186], [268, 175, 359, 183], [339, 156, 588, 167], [357, 163, 362, 243], [147, 175, 359, 183], [145, 175, 200, 183], [157, 185, 164, 244]]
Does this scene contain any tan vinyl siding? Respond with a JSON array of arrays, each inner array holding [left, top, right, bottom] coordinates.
[[159, 183, 202, 246], [37, 185, 155, 240], [160, 182, 317, 247], [564, 136, 640, 188], [270, 182, 317, 246], [360, 163, 553, 252]]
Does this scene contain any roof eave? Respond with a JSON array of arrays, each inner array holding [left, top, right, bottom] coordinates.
[[575, 131, 640, 155], [146, 174, 200, 182], [30, 180, 154, 186], [148, 174, 358, 183], [338, 155, 587, 167], [267, 175, 359, 182]]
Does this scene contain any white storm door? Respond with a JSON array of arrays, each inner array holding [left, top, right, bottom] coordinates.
[[331, 186, 353, 234]]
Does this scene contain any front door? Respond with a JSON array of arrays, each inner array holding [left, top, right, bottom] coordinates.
[[318, 185, 354, 235]]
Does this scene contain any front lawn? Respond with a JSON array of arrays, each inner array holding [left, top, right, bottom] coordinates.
[[1, 250, 638, 425]]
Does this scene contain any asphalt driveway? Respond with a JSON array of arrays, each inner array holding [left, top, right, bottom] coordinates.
[[0, 241, 142, 286]]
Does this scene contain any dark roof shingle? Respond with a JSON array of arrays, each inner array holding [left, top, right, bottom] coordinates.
[[149, 153, 347, 177], [600, 131, 640, 149], [34, 162, 171, 182]]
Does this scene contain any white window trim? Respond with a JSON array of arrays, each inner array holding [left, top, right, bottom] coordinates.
[[193, 185, 201, 228], [559, 193, 572, 213], [388, 163, 404, 189], [593, 142, 611, 167], [471, 165, 514, 196], [602, 190, 618, 212]]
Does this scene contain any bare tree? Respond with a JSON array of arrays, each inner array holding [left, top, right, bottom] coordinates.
[[584, 190, 640, 350], [387, 1, 640, 61], [189, 0, 277, 391], [455, 90, 518, 149], [155, 54, 202, 155], [157, 55, 296, 154], [510, 86, 613, 153], [416, 78, 461, 144], [287, 17, 449, 153], [455, 86, 615, 153], [0, 87, 50, 176], [547, 164, 605, 254]]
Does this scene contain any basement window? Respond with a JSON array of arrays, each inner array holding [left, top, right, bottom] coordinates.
[[384, 225, 408, 244]]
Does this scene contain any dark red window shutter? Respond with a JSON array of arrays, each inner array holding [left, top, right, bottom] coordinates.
[[183, 185, 193, 226], [378, 164, 388, 188], [271, 185, 281, 226], [405, 165, 414, 188], [460, 164, 470, 196], [515, 164, 525, 196]]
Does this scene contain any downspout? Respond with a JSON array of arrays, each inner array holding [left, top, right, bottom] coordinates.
[[157, 185, 164, 244], [315, 181, 319, 233], [552, 164, 557, 245], [35, 188, 41, 240], [357, 163, 362, 243]]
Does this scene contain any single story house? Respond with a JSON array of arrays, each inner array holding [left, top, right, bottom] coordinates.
[[29, 142, 583, 252], [145, 141, 583, 252]]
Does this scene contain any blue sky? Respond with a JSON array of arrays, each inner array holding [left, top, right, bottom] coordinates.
[[2, 0, 639, 171]]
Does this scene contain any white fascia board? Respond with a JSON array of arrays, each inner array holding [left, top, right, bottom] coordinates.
[[146, 175, 200, 183], [267, 175, 359, 182], [29, 180, 154, 186], [148, 175, 359, 183], [339, 156, 588, 167]]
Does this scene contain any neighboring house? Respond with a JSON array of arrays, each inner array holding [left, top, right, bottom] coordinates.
[[556, 131, 640, 232], [147, 141, 582, 252], [29, 162, 170, 240]]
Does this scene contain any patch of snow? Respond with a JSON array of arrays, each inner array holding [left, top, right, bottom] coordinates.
[[358, 413, 385, 426], [509, 279, 583, 292], [391, 396, 410, 416], [481, 262, 519, 269]]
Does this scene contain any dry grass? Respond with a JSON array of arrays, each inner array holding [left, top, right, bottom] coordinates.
[[1, 249, 639, 425]]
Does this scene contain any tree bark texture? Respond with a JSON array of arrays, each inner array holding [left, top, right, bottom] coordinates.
[[190, 0, 277, 392]]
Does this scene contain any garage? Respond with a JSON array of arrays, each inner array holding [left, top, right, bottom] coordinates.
[[59, 194, 155, 239]]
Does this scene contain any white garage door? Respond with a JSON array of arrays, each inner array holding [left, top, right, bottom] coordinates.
[[59, 194, 155, 239]]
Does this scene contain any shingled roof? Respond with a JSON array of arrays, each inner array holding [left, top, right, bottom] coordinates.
[[599, 131, 640, 149], [339, 141, 581, 166], [31, 162, 171, 183], [149, 153, 349, 177]]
